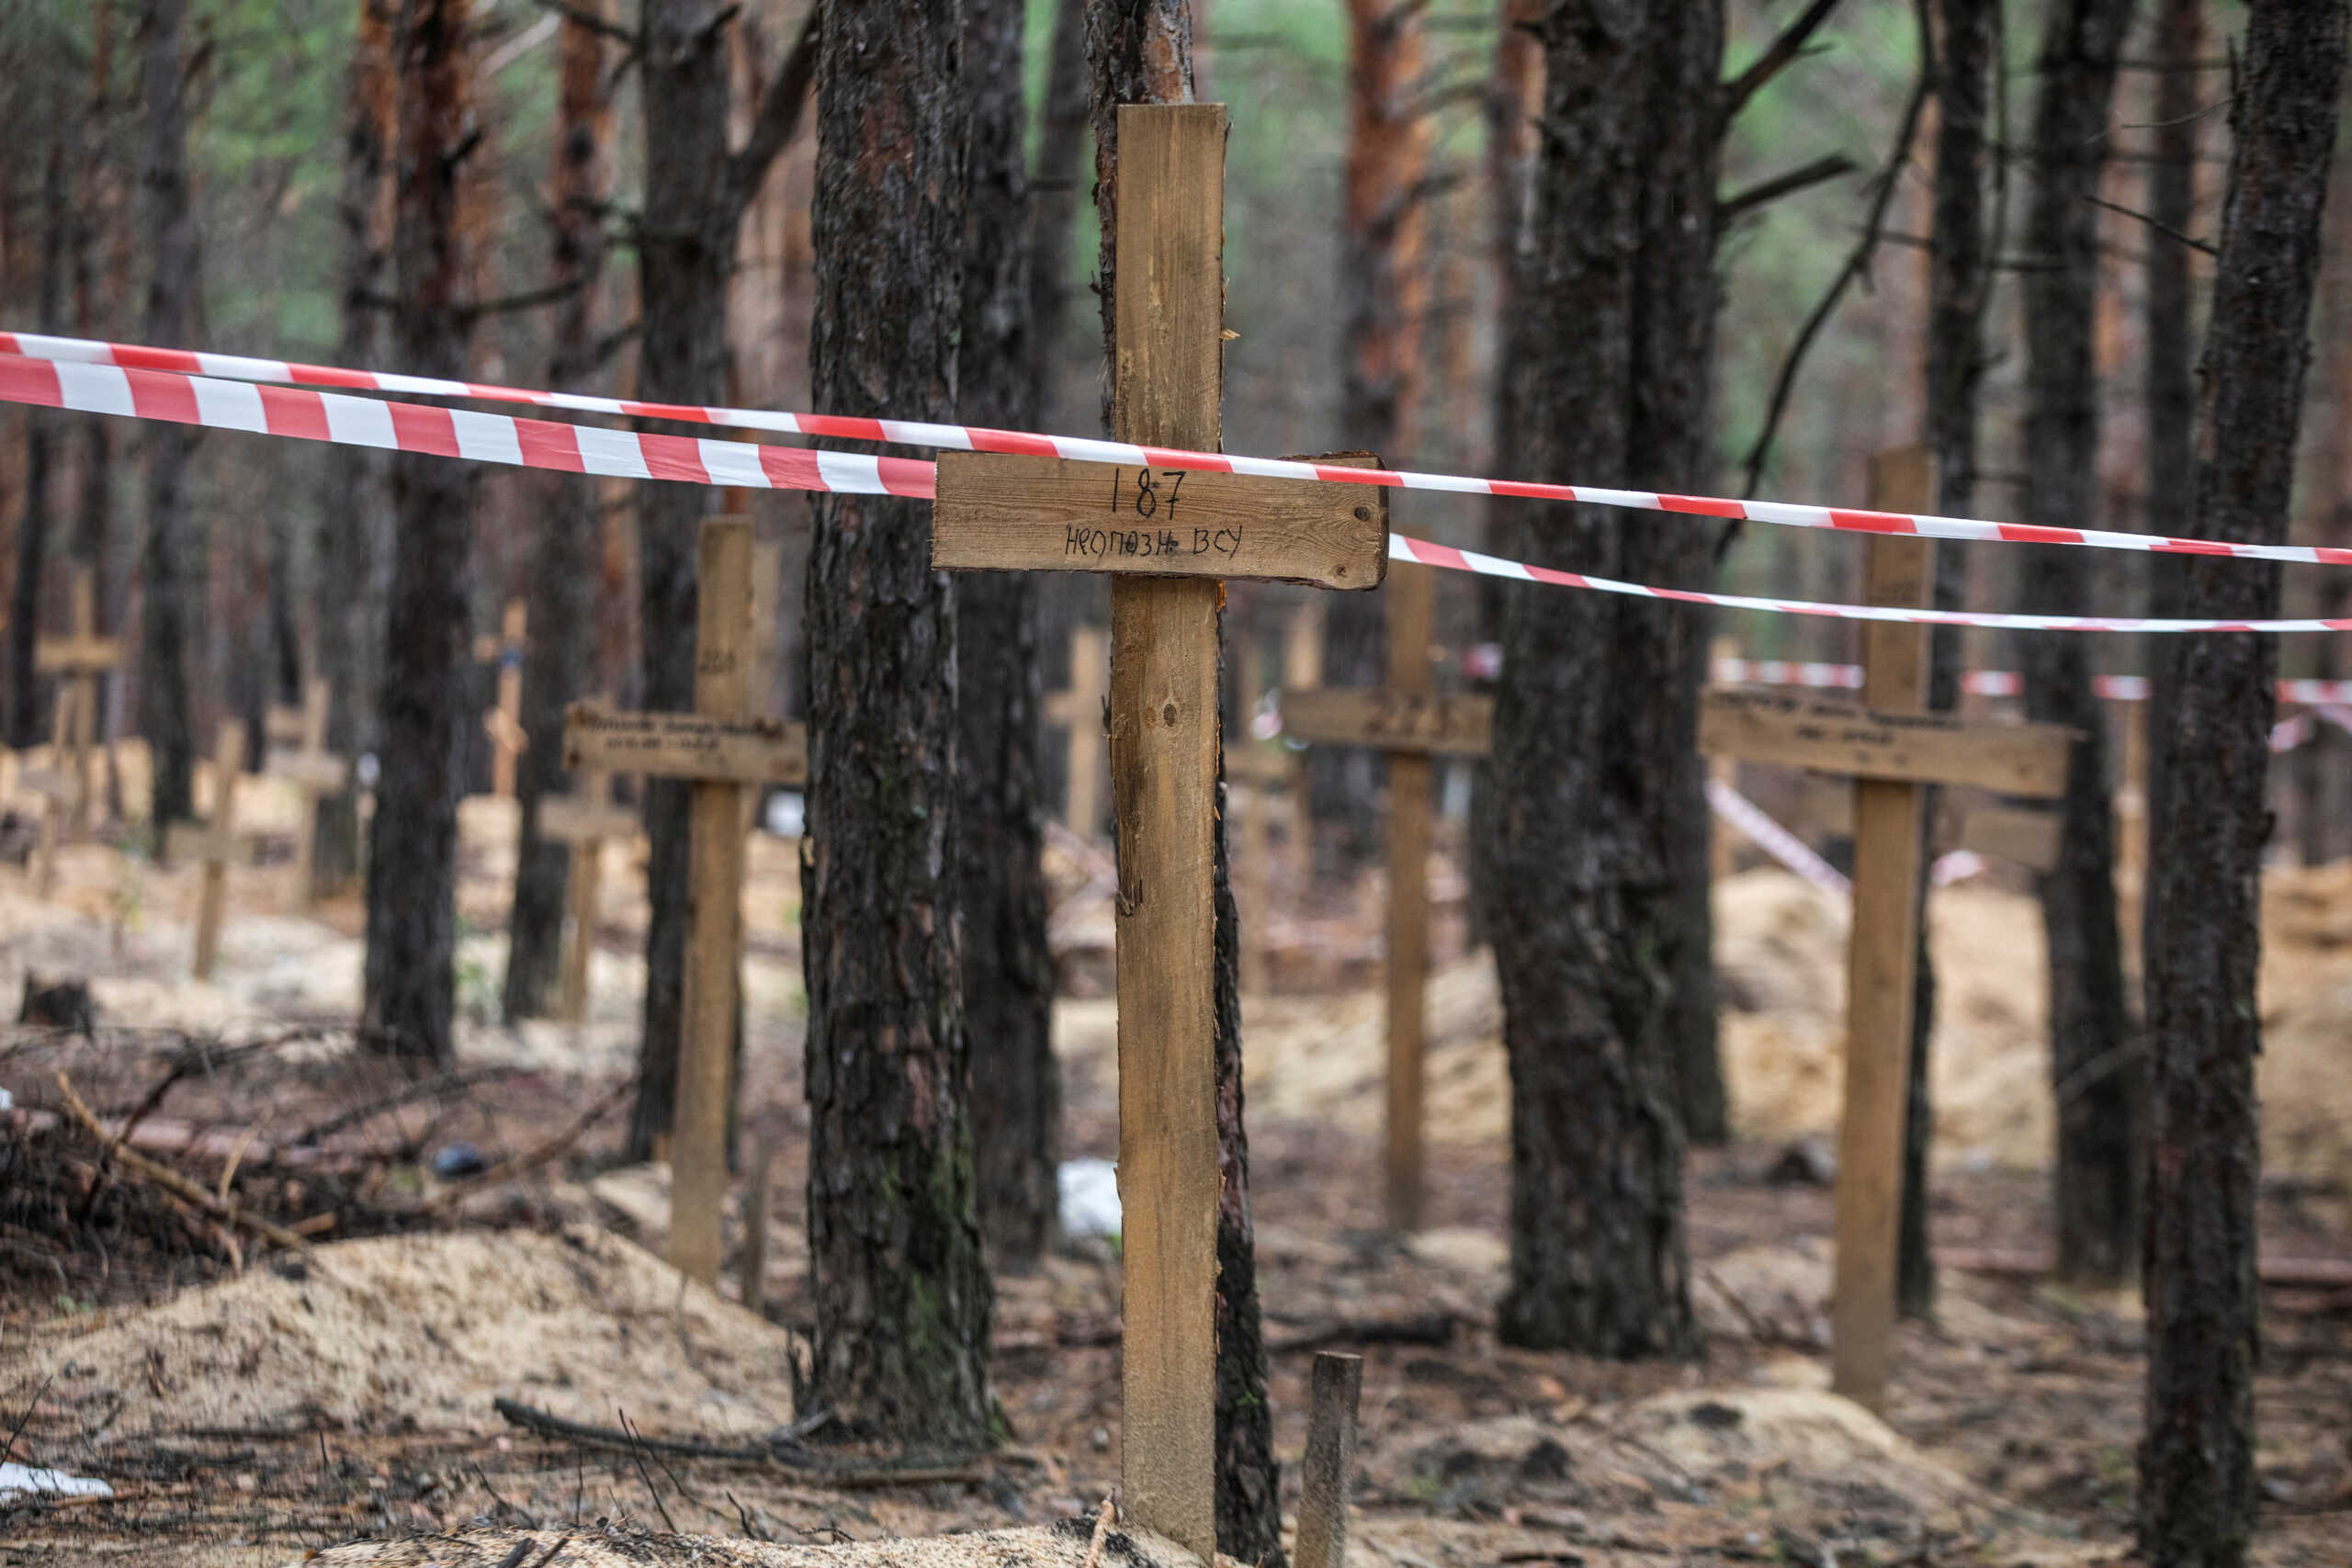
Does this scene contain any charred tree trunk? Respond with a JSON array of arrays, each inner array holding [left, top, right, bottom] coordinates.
[[1900, 0, 1996, 1320], [2140, 3, 2345, 1561], [1027, 0, 1088, 428], [1087, 8, 1281, 1560], [956, 0, 1058, 1269], [628, 0, 816, 1156], [71, 0, 120, 808], [2018, 0, 2139, 1291], [1311, 0, 1436, 878], [313, 0, 398, 901], [136, 0, 199, 830], [362, 0, 478, 1066], [2140, 0, 2199, 850], [1482, 0, 1716, 1359], [7, 130, 64, 751], [801, 0, 990, 1452], [503, 0, 614, 1023]]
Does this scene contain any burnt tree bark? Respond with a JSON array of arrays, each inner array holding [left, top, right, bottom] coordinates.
[[312, 0, 397, 901], [1480, 0, 1719, 1359], [801, 0, 991, 1452], [2141, 0, 2199, 847], [503, 0, 615, 1023], [2140, 2, 2345, 1561], [71, 4, 123, 813], [1087, 6, 1282, 1560], [1027, 0, 1089, 428], [1311, 0, 1436, 877], [362, 0, 478, 1066], [7, 129, 64, 751], [2017, 0, 2140, 1291], [628, 0, 818, 1156], [956, 0, 1058, 1269], [136, 0, 199, 830], [1900, 0, 1996, 1320]]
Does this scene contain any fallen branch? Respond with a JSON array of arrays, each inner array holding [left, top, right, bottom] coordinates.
[[412, 1081, 630, 1216], [54, 1073, 319, 1260], [491, 1398, 982, 1487]]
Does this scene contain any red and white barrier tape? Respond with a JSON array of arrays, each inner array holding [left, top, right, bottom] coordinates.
[[0, 351, 933, 498], [1705, 778, 1849, 896], [7, 328, 2352, 571], [1385, 536, 2352, 636], [1707, 657, 2352, 705], [6, 346, 2351, 636]]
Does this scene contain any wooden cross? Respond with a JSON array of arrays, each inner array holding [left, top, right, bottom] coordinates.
[[27, 566, 121, 894], [537, 739, 639, 1026], [263, 677, 349, 907], [164, 719, 266, 980], [477, 597, 529, 799], [1277, 562, 1492, 1234], [1697, 447, 2075, 1411], [933, 103, 1386, 1563], [561, 518, 806, 1288], [1044, 625, 1108, 838]]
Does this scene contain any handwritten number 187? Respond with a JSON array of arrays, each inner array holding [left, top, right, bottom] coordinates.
[[1108, 467, 1187, 522]]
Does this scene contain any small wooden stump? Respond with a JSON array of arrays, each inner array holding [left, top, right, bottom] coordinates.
[[1295, 1351, 1363, 1568]]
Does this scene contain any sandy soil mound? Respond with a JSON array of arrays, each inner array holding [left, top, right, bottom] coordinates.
[[295, 1520, 1196, 1568], [1229, 865, 2352, 1189], [10, 1225, 799, 1440]]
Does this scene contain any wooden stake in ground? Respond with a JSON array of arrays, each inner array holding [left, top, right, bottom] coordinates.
[[1294, 1351, 1364, 1568], [1044, 625, 1108, 837], [263, 678, 349, 908], [561, 520, 806, 1288], [933, 103, 1385, 1563], [1698, 448, 2074, 1412], [176, 719, 262, 982], [1279, 564, 1491, 1234], [478, 597, 528, 799], [28, 566, 121, 894], [537, 739, 637, 1026]]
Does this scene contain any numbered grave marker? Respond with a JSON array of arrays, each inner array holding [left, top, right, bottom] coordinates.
[[264, 678, 349, 908]]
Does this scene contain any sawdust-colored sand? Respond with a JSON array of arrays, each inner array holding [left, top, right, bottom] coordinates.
[[9, 1225, 799, 1440]]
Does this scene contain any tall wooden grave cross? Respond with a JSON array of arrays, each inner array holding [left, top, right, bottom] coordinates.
[[537, 732, 639, 1026], [476, 597, 529, 799], [933, 104, 1386, 1563], [1277, 561, 1493, 1233], [28, 566, 122, 896], [264, 678, 348, 907], [1044, 625, 1109, 837], [1697, 447, 2075, 1411], [562, 519, 806, 1289], [164, 719, 268, 980]]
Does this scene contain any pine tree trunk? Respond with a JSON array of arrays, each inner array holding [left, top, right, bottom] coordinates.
[[313, 0, 397, 900], [801, 0, 991, 1452], [1900, 0, 1996, 1320], [956, 0, 1058, 1269], [504, 0, 614, 1023], [7, 132, 64, 752], [2018, 0, 2139, 1291], [2141, 4, 2345, 1561], [136, 0, 199, 831], [1085, 11, 1281, 1560], [362, 0, 478, 1066], [1484, 0, 1713, 1359], [1027, 0, 1088, 429]]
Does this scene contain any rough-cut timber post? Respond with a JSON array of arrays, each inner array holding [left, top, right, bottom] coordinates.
[[1109, 105, 1227, 1564], [1384, 562, 1434, 1232], [2141, 0, 2346, 1559], [1833, 449, 1936, 1412], [1294, 1351, 1364, 1568], [673, 518, 752, 1288]]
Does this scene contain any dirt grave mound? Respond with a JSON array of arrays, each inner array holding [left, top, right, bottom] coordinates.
[[10, 1224, 799, 1443], [294, 1519, 1198, 1568]]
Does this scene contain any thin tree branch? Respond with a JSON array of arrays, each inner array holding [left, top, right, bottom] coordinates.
[[533, 0, 636, 50], [1736, 13, 1931, 501], [2084, 192, 2218, 255], [1717, 152, 1858, 224], [1720, 0, 1849, 126], [723, 3, 822, 220]]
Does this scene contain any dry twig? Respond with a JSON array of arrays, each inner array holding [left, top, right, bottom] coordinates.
[[53, 1072, 321, 1260]]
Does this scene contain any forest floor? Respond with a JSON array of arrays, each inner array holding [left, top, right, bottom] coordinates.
[[0, 775, 2346, 1567]]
